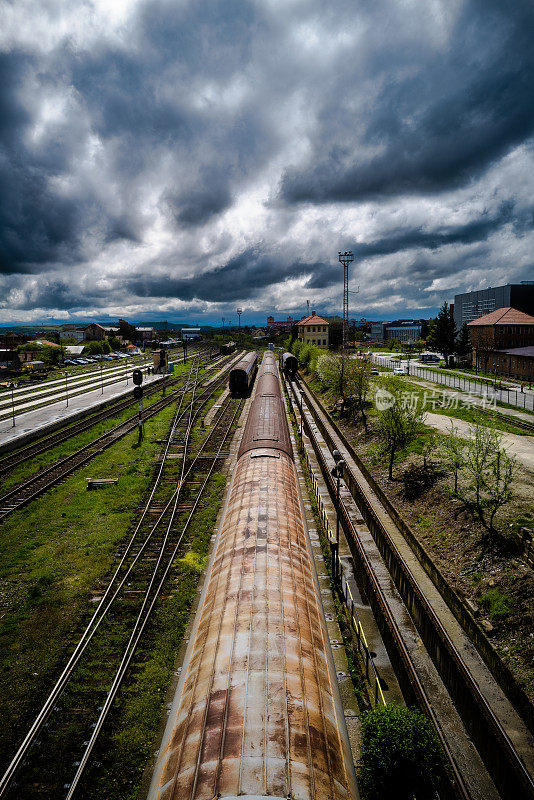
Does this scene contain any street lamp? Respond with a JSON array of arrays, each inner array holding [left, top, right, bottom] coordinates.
[[64, 372, 69, 408], [100, 361, 104, 395]]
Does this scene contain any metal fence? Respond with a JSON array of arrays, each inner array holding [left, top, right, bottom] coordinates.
[[371, 355, 534, 412]]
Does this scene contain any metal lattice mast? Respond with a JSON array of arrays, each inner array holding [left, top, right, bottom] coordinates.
[[338, 251, 353, 351]]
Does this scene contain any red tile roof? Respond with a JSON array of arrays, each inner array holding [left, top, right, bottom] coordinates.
[[467, 307, 534, 326], [296, 314, 329, 326]]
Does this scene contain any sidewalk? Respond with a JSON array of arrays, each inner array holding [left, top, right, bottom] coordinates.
[[0, 372, 163, 453]]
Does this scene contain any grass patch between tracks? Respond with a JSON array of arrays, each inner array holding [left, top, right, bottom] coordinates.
[[0, 401, 180, 772]]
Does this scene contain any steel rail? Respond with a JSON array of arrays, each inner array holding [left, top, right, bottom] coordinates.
[[0, 348, 228, 519], [64, 398, 242, 799], [286, 376, 469, 800], [0, 357, 233, 797], [291, 375, 534, 800], [0, 346, 217, 477]]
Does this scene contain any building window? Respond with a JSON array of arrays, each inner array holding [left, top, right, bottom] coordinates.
[[323, 339, 326, 345]]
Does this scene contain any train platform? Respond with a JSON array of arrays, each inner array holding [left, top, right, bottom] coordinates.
[[0, 370, 163, 455]]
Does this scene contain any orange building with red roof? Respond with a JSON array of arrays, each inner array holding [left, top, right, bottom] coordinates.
[[296, 313, 329, 348]]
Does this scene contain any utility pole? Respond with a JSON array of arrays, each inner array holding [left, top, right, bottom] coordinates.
[[222, 317, 225, 330], [338, 251, 354, 353]]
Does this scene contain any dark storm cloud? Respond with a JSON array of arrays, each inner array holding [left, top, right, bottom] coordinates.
[[351, 202, 518, 261], [127, 249, 328, 303], [0, 52, 83, 274], [281, 0, 534, 204], [1, 0, 534, 320]]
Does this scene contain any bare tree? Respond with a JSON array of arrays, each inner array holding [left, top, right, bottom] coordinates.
[[453, 418, 517, 539], [374, 376, 426, 479], [440, 422, 465, 495], [345, 357, 372, 431]]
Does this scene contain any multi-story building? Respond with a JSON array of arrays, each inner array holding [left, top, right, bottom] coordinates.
[[60, 330, 85, 342], [370, 323, 387, 341], [385, 324, 422, 343], [135, 327, 155, 342], [266, 315, 295, 333], [296, 314, 329, 348], [468, 307, 534, 379], [453, 282, 534, 331]]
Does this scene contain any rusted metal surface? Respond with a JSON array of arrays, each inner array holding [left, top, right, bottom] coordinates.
[[149, 451, 358, 800], [237, 373, 292, 459], [148, 352, 358, 800]]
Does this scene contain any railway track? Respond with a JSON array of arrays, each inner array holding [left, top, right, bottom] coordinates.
[[0, 350, 234, 521], [0, 359, 244, 798], [287, 374, 534, 800], [0, 345, 215, 471]]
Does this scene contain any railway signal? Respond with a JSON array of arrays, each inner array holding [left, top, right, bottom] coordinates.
[[132, 375, 144, 442]]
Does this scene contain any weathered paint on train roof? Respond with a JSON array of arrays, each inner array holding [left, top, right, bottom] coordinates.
[[148, 450, 358, 800]]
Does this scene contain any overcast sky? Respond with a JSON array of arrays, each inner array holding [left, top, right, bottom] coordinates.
[[1, 0, 533, 326]]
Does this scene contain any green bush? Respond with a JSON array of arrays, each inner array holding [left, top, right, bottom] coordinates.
[[480, 587, 513, 620], [358, 705, 444, 800]]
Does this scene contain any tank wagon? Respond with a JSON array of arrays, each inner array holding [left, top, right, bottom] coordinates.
[[220, 340, 236, 355], [148, 351, 359, 800], [282, 351, 298, 380], [228, 351, 257, 397]]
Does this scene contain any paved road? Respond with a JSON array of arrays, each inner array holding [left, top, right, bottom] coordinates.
[[424, 412, 534, 470], [370, 353, 534, 412]]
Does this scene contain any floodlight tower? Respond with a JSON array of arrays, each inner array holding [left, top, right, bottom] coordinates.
[[338, 250, 354, 352], [237, 308, 242, 329]]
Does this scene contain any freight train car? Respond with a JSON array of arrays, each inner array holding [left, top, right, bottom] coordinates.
[[148, 351, 358, 800], [282, 350, 298, 379], [228, 351, 257, 396], [220, 340, 236, 355]]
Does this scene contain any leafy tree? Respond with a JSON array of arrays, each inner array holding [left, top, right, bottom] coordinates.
[[84, 340, 103, 355], [358, 705, 444, 800], [427, 302, 456, 364], [455, 323, 471, 363], [101, 339, 112, 354], [108, 335, 121, 350], [374, 376, 426, 479], [118, 318, 137, 342]]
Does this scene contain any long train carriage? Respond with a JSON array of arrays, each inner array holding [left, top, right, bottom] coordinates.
[[282, 351, 298, 380], [148, 351, 358, 800], [228, 351, 257, 397]]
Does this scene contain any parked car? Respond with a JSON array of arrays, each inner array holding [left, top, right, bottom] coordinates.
[[393, 366, 406, 375]]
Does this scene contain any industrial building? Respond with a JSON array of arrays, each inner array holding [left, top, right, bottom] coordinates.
[[453, 282, 534, 330]]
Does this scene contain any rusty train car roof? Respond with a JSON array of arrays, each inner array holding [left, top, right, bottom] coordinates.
[[237, 353, 292, 460], [148, 348, 358, 800], [148, 449, 358, 800]]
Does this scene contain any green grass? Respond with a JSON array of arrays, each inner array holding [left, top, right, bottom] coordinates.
[[392, 378, 533, 435], [480, 588, 513, 620], [0, 402, 180, 767]]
